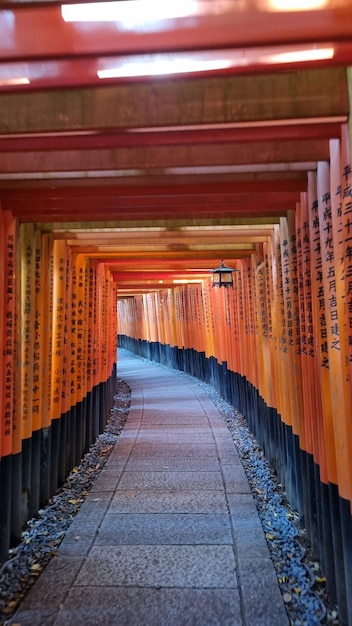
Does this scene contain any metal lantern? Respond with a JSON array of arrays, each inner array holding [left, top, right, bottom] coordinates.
[[211, 260, 235, 288]]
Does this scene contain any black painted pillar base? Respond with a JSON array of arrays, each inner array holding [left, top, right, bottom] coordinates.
[[21, 437, 32, 527], [50, 417, 60, 494], [29, 429, 41, 518], [10, 451, 22, 545], [40, 426, 51, 506], [0, 454, 12, 564]]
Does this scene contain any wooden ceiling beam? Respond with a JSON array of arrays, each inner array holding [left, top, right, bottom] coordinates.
[[13, 208, 288, 223], [0, 69, 348, 134], [0, 3, 351, 59], [0, 122, 342, 153], [0, 179, 305, 195], [0, 140, 330, 173]]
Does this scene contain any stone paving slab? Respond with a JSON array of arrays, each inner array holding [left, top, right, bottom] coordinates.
[[74, 544, 238, 588], [9, 349, 289, 626], [119, 455, 222, 471], [95, 512, 233, 545], [237, 557, 288, 626], [125, 441, 218, 457], [116, 469, 225, 490], [54, 587, 243, 626], [109, 488, 230, 513], [135, 430, 216, 444], [90, 467, 125, 491], [139, 414, 210, 425]]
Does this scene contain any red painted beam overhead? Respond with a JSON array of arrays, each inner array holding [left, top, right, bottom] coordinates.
[[0, 2, 351, 93], [0, 122, 342, 152], [0, 1, 351, 288], [1, 3, 352, 61]]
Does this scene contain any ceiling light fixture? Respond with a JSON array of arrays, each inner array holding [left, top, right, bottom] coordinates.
[[62, 0, 202, 23], [261, 47, 334, 64], [98, 56, 234, 79], [97, 44, 334, 80], [265, 0, 328, 10], [0, 77, 30, 86]]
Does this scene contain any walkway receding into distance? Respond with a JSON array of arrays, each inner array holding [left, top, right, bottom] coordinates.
[[9, 349, 288, 625]]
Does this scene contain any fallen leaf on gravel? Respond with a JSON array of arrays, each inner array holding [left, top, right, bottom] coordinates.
[[30, 563, 42, 572], [294, 587, 301, 595]]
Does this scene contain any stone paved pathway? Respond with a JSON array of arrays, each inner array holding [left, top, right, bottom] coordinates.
[[9, 350, 288, 625]]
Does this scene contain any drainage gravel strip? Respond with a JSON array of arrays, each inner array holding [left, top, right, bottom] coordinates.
[[195, 377, 339, 626], [0, 368, 340, 626], [0, 379, 131, 626]]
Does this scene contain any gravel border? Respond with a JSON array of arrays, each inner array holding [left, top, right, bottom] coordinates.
[[194, 376, 339, 625], [0, 379, 130, 626], [0, 361, 340, 625]]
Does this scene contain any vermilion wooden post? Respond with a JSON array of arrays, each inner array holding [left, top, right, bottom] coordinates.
[[256, 242, 272, 408], [336, 125, 352, 625], [339, 125, 352, 505], [300, 187, 322, 472], [231, 265, 241, 377], [0, 210, 16, 559], [296, 194, 314, 460], [0, 210, 4, 462], [288, 211, 304, 441], [194, 284, 200, 357], [39, 233, 54, 500], [328, 139, 352, 504], [224, 283, 233, 378], [28, 229, 44, 515], [328, 133, 352, 625], [75, 254, 87, 455], [188, 285, 196, 357], [307, 170, 330, 488], [67, 252, 79, 466], [223, 283, 233, 373], [252, 252, 263, 398], [308, 166, 336, 581], [278, 218, 295, 431], [156, 290, 164, 347], [202, 281, 215, 360], [20, 224, 37, 520], [90, 261, 100, 442], [316, 161, 340, 490], [49, 239, 67, 491], [51, 240, 67, 422], [265, 235, 279, 415], [211, 284, 222, 365], [32, 230, 43, 434], [169, 288, 178, 353], [111, 278, 118, 371], [270, 225, 286, 426], [107, 269, 113, 379], [284, 210, 305, 514], [249, 254, 259, 390], [174, 287, 183, 352], [77, 254, 86, 405], [102, 264, 111, 426], [237, 261, 246, 381], [96, 262, 105, 431], [109, 268, 118, 386], [236, 260, 246, 381], [0, 212, 16, 460]]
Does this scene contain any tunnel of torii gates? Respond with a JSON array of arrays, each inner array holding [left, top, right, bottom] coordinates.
[[3, 143, 352, 624], [1, 57, 352, 626]]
